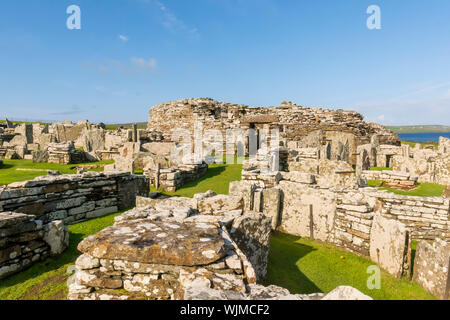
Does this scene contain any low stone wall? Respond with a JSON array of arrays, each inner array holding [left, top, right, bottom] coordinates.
[[0, 212, 69, 279], [47, 142, 85, 164], [144, 163, 208, 192], [413, 238, 450, 300], [362, 170, 418, 188], [229, 180, 439, 279], [68, 191, 272, 300], [362, 189, 450, 241], [0, 171, 149, 225], [334, 192, 374, 256]]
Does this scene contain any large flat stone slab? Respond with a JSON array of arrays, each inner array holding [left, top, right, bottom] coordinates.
[[78, 220, 228, 266]]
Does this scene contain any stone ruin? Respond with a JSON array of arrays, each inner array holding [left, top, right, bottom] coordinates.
[[0, 212, 69, 280], [413, 238, 450, 300], [227, 145, 450, 298], [357, 136, 450, 187], [361, 170, 418, 190], [67, 191, 372, 301], [147, 98, 400, 167], [144, 162, 208, 192], [0, 171, 149, 279], [1, 99, 449, 300]]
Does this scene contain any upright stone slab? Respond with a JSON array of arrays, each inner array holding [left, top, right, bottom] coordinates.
[[369, 215, 411, 278], [229, 212, 272, 282], [413, 239, 450, 300], [262, 187, 281, 229], [278, 181, 336, 242], [197, 195, 244, 215], [229, 180, 257, 212]]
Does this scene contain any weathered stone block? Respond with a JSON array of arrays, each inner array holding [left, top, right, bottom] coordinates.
[[229, 212, 272, 282], [369, 215, 411, 278], [262, 188, 281, 229], [197, 195, 244, 215], [413, 239, 450, 300]]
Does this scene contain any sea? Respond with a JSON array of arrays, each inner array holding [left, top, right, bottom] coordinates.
[[397, 132, 450, 143]]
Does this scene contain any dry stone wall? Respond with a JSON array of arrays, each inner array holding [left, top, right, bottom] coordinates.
[[147, 98, 399, 165], [362, 170, 418, 188], [0, 212, 69, 279], [144, 162, 208, 192], [391, 139, 450, 186], [229, 177, 449, 280], [0, 171, 149, 225], [362, 189, 450, 241], [68, 191, 272, 300], [148, 98, 399, 146]]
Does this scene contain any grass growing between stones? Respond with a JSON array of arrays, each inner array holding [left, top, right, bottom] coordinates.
[[401, 140, 439, 148], [150, 162, 243, 197], [0, 159, 113, 186], [265, 232, 436, 300], [0, 211, 123, 300], [370, 167, 393, 171], [367, 180, 445, 197]]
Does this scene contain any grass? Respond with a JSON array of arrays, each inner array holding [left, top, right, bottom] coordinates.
[[401, 140, 438, 148], [150, 161, 243, 197], [387, 125, 450, 133], [0, 160, 439, 300], [367, 180, 445, 197], [0, 211, 123, 300], [0, 159, 113, 186], [370, 167, 393, 171], [265, 232, 435, 300], [0, 120, 50, 126], [104, 122, 147, 131], [0, 218, 434, 300]]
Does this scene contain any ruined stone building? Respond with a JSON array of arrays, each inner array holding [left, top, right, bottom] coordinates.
[[147, 98, 400, 166]]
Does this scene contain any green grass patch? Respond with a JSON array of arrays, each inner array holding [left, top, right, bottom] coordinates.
[[150, 162, 243, 198], [367, 179, 445, 197], [367, 179, 383, 187], [387, 125, 450, 133], [0, 120, 50, 126], [0, 159, 113, 186], [265, 232, 435, 300], [0, 211, 123, 300], [370, 167, 393, 171], [401, 140, 438, 148]]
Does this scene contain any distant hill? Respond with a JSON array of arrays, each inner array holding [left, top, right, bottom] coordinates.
[[386, 125, 450, 133]]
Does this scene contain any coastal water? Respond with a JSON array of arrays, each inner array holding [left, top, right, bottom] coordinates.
[[397, 132, 450, 143]]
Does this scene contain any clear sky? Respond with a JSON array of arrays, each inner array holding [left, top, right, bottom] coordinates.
[[1, 0, 449, 125]]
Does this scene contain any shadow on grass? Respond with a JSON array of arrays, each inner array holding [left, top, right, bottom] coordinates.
[[264, 232, 321, 294], [0, 164, 14, 170]]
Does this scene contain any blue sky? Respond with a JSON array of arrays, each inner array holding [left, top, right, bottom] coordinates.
[[1, 0, 449, 125]]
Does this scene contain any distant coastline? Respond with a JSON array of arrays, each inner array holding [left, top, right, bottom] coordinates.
[[386, 125, 450, 133], [398, 132, 450, 143]]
